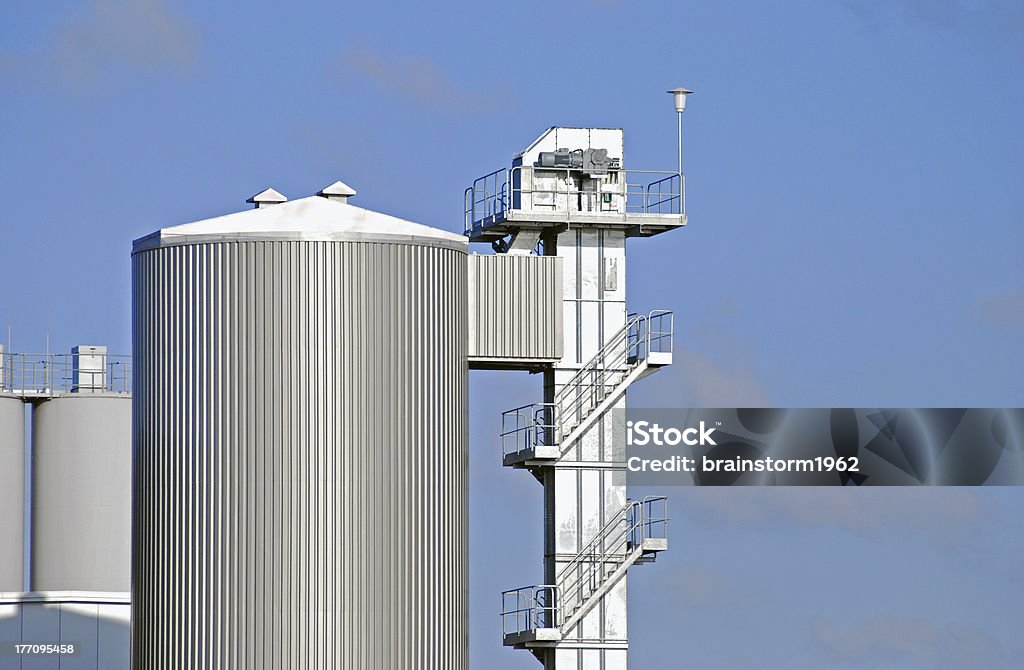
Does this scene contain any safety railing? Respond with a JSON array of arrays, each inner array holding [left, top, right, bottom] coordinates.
[[555, 501, 633, 626], [465, 166, 686, 233], [555, 310, 674, 438], [553, 314, 639, 434], [501, 585, 558, 636], [627, 310, 674, 362], [644, 174, 683, 214], [465, 167, 509, 230], [501, 402, 558, 460], [502, 496, 669, 635], [628, 496, 669, 549], [0, 352, 132, 395], [556, 497, 667, 625]]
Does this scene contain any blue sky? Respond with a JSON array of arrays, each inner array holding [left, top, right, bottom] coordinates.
[[2, 1, 1022, 668]]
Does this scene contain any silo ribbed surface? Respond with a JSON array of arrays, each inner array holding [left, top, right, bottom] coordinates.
[[31, 395, 133, 591], [0, 395, 24, 591], [131, 197, 469, 669]]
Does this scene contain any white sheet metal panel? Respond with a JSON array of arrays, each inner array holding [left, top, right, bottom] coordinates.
[[0, 593, 130, 670], [31, 396, 132, 592], [0, 397, 23, 592], [132, 224, 468, 669], [467, 254, 562, 365], [543, 226, 630, 668]]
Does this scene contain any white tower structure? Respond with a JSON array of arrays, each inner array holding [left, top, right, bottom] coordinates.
[[466, 125, 687, 669]]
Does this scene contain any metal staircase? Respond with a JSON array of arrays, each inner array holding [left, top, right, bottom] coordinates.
[[501, 310, 674, 468], [501, 497, 668, 650], [498, 310, 674, 663]]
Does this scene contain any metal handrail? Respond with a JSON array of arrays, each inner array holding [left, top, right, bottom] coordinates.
[[628, 496, 669, 548], [628, 310, 674, 362], [0, 352, 132, 395], [558, 496, 669, 625], [497, 310, 674, 461], [555, 310, 674, 436], [501, 496, 669, 634], [645, 174, 682, 214], [556, 501, 634, 623], [556, 500, 634, 583], [501, 402, 559, 458], [465, 165, 686, 233], [501, 585, 558, 635], [553, 314, 641, 433]]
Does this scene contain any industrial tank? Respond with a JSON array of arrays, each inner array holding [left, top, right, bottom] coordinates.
[[0, 394, 24, 591], [131, 187, 469, 669], [31, 394, 133, 591]]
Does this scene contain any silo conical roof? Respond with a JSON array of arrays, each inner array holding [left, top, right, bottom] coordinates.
[[133, 195, 466, 253]]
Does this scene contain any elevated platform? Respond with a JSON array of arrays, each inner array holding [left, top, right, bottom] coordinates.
[[502, 444, 561, 468], [501, 532, 668, 649], [466, 210, 687, 243], [503, 626, 562, 649], [464, 130, 688, 246]]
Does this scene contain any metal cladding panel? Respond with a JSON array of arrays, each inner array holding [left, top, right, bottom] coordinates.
[[31, 396, 133, 592], [0, 596, 131, 670], [467, 254, 562, 365], [132, 239, 468, 669], [0, 396, 24, 591]]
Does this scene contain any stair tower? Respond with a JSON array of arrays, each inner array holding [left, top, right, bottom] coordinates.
[[466, 126, 688, 670]]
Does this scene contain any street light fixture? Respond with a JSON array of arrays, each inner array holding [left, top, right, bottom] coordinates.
[[667, 87, 693, 181]]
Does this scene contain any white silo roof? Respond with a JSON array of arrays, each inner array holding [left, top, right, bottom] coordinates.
[[133, 195, 467, 253]]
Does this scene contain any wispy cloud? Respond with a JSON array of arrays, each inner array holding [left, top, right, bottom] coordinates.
[[681, 487, 981, 540], [2, 0, 200, 92], [665, 562, 742, 609], [667, 346, 773, 407], [978, 285, 1024, 328], [842, 0, 1024, 45], [639, 297, 773, 407], [813, 616, 1011, 669], [339, 46, 493, 113]]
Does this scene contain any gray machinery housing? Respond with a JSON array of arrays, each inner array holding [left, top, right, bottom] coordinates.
[[132, 186, 470, 669], [537, 147, 619, 175]]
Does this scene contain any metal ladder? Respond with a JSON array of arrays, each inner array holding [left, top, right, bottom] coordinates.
[[501, 497, 669, 646]]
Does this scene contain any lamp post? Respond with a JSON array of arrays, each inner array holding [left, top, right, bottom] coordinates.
[[667, 88, 693, 181], [667, 88, 692, 215]]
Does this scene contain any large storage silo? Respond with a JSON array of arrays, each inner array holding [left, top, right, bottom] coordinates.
[[0, 394, 25, 591], [131, 185, 469, 669], [31, 394, 133, 591]]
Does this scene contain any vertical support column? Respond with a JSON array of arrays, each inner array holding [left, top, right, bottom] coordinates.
[[543, 227, 629, 670]]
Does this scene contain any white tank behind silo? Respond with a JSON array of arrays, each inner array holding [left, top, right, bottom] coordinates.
[[31, 392, 132, 591], [0, 392, 25, 592], [132, 184, 469, 669]]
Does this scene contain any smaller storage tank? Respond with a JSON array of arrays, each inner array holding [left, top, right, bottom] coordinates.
[[0, 393, 25, 591], [31, 394, 132, 592]]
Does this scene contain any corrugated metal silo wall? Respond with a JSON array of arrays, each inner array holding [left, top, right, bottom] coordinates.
[[467, 254, 563, 361], [132, 239, 468, 669], [31, 395, 133, 592], [0, 396, 24, 591]]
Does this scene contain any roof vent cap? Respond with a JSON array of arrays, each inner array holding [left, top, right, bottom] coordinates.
[[246, 187, 287, 209], [317, 180, 357, 204]]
